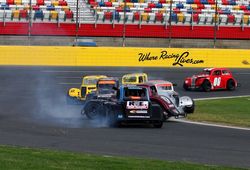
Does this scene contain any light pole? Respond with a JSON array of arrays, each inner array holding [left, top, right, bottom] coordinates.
[[213, 0, 218, 48], [75, 0, 79, 45], [28, 0, 32, 44], [122, 0, 126, 47], [168, 0, 173, 47]]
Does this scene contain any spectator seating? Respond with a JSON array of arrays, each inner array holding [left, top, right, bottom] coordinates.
[[0, 0, 74, 22], [89, 0, 250, 26], [0, 0, 250, 26]]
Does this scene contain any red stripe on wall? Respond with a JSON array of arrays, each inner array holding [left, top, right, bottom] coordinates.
[[0, 22, 250, 39]]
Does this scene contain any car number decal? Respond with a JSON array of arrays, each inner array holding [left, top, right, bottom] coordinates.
[[213, 77, 221, 86]]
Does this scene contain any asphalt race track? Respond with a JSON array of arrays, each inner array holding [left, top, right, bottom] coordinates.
[[0, 66, 250, 168]]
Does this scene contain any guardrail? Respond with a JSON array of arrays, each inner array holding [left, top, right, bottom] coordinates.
[[0, 46, 249, 68]]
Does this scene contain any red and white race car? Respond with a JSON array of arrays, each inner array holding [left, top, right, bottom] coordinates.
[[183, 68, 238, 92]]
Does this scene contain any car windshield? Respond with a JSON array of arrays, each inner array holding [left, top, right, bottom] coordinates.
[[123, 76, 137, 83], [157, 85, 173, 91], [157, 90, 171, 97], [83, 78, 98, 85], [124, 88, 147, 98], [98, 84, 115, 89], [200, 70, 211, 75], [98, 89, 116, 95]]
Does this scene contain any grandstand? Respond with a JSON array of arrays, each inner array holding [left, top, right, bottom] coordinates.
[[0, 0, 250, 39]]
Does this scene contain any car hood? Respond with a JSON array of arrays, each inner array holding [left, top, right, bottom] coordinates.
[[191, 74, 209, 79]]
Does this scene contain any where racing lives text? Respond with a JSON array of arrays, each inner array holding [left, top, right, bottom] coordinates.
[[138, 50, 204, 66]]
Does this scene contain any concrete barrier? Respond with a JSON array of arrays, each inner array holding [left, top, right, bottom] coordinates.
[[0, 46, 249, 68]]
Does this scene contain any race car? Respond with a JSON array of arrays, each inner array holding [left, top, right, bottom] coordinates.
[[122, 73, 148, 85], [81, 85, 164, 128], [85, 77, 119, 101], [183, 68, 238, 92], [139, 80, 194, 120], [67, 75, 107, 104]]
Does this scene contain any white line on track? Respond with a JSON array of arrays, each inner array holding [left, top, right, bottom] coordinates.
[[194, 95, 250, 101], [168, 118, 250, 131], [41, 70, 139, 73], [56, 77, 81, 79], [59, 83, 81, 85], [236, 73, 250, 75]]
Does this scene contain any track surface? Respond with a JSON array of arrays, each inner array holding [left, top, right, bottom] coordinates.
[[0, 66, 250, 168]]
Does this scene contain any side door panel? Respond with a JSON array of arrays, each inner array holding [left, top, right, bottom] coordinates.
[[210, 70, 223, 89]]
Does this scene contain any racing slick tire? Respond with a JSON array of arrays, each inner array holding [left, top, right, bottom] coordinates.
[[82, 101, 103, 119], [183, 83, 189, 91], [153, 121, 163, 128], [226, 79, 236, 91], [202, 80, 211, 92], [183, 99, 195, 114], [151, 104, 164, 128], [151, 102, 167, 121]]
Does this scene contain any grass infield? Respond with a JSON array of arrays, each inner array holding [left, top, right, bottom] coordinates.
[[188, 97, 250, 127], [0, 145, 247, 170]]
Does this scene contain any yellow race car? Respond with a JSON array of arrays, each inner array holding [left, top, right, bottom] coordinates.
[[122, 73, 148, 85], [67, 75, 107, 104]]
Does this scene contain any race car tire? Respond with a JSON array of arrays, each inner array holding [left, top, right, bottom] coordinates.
[[227, 79, 236, 91], [151, 104, 164, 127], [151, 101, 166, 119], [83, 101, 103, 119], [183, 99, 195, 114], [202, 80, 211, 92], [151, 104, 164, 120], [183, 83, 189, 91], [153, 121, 163, 128]]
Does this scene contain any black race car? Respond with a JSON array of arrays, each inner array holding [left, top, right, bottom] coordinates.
[[82, 85, 164, 128]]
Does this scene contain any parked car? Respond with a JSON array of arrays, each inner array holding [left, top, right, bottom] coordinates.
[[139, 80, 194, 120], [183, 68, 238, 92]]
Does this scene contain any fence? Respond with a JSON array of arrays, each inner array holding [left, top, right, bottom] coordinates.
[[0, 0, 250, 48]]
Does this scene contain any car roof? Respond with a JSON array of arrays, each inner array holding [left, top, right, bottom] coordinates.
[[141, 80, 173, 86], [203, 68, 230, 71], [98, 77, 119, 81], [122, 73, 147, 77], [120, 85, 146, 90], [83, 75, 107, 79]]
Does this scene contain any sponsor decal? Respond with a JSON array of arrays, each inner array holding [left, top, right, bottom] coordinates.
[[126, 101, 149, 109], [138, 50, 204, 66], [128, 115, 150, 118], [130, 110, 148, 114]]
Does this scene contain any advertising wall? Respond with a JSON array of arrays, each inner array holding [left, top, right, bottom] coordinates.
[[0, 46, 249, 68]]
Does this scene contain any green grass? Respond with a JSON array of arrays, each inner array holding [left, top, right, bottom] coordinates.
[[0, 145, 246, 170], [188, 97, 250, 127]]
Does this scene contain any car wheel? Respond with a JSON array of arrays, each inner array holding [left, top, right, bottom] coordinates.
[[227, 79, 236, 91], [153, 121, 163, 128], [202, 80, 211, 92], [84, 101, 102, 119], [183, 82, 189, 91], [152, 103, 165, 120], [184, 99, 195, 114]]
